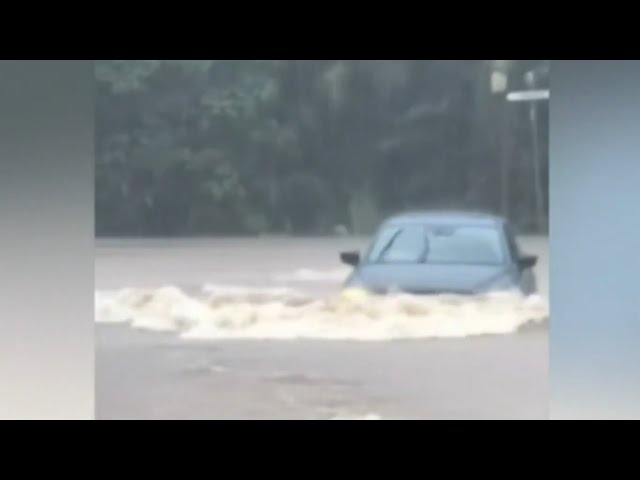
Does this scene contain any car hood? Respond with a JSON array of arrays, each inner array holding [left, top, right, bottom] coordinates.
[[347, 263, 509, 295]]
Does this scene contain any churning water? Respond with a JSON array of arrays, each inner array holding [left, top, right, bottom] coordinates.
[[95, 237, 549, 342]]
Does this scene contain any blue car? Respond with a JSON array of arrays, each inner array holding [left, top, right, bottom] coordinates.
[[340, 211, 537, 296]]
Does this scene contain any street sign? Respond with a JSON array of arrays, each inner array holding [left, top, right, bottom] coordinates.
[[506, 90, 549, 102]]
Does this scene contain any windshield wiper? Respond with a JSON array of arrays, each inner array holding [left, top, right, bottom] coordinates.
[[418, 236, 430, 263], [376, 229, 403, 262]]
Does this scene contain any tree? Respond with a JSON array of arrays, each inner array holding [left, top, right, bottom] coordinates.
[[95, 60, 549, 236]]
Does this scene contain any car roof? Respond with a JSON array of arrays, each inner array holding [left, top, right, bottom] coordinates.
[[382, 210, 505, 228]]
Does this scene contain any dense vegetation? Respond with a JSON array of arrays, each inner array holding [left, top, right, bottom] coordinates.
[[95, 60, 549, 236]]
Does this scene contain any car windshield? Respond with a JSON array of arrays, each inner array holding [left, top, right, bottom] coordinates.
[[367, 224, 505, 265]]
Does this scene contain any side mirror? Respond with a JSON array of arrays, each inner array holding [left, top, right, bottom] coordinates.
[[518, 254, 537, 270], [340, 251, 360, 267]]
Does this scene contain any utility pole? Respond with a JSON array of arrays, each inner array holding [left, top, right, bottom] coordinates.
[[490, 65, 510, 220]]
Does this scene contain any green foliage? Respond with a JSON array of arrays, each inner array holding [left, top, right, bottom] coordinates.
[[95, 60, 549, 236]]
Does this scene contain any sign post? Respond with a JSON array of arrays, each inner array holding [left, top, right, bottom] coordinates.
[[506, 88, 549, 233]]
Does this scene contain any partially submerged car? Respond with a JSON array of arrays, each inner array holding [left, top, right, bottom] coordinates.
[[340, 211, 537, 296]]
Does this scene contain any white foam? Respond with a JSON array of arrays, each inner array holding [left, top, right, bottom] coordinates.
[[95, 285, 548, 341], [273, 268, 350, 282]]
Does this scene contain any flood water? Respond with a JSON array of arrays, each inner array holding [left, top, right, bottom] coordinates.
[[96, 236, 548, 340], [96, 236, 549, 419]]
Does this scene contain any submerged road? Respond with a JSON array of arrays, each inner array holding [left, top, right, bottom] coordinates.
[[96, 236, 548, 420]]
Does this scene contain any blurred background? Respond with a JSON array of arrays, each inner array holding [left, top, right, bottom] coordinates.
[[95, 60, 549, 238]]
